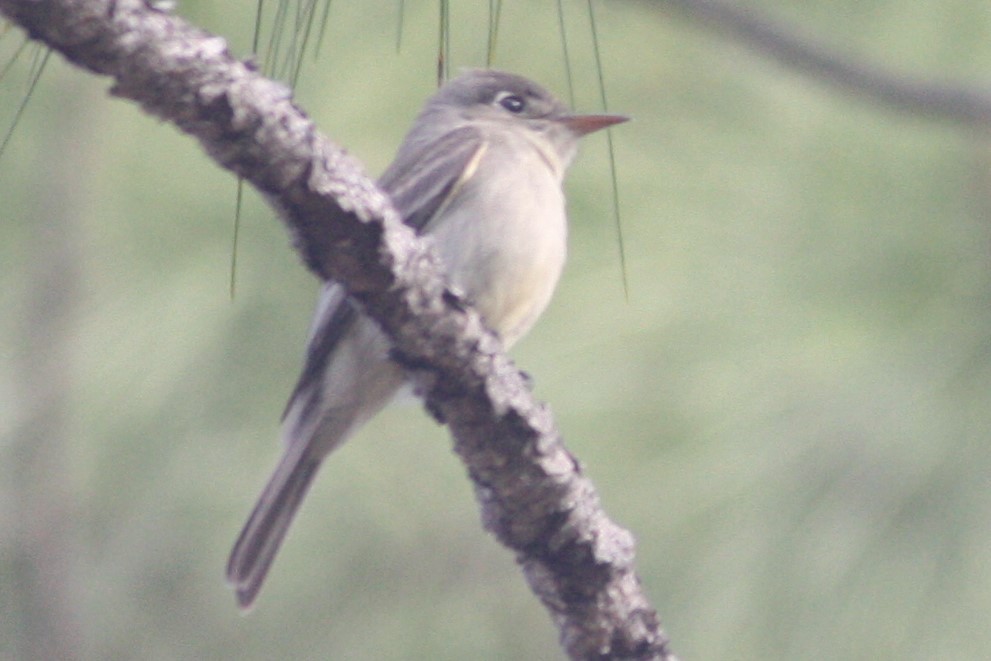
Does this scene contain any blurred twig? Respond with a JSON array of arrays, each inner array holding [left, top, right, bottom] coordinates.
[[0, 1, 675, 658], [656, 0, 991, 127]]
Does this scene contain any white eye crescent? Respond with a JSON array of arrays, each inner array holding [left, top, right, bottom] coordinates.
[[496, 92, 526, 113]]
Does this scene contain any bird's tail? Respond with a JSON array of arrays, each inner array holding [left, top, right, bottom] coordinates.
[[226, 442, 320, 610]]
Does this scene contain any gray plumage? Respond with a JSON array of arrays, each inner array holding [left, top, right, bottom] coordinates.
[[226, 69, 626, 608]]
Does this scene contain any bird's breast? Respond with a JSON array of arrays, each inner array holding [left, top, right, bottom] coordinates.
[[429, 139, 568, 347]]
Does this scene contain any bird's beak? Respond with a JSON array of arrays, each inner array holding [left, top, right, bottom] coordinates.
[[559, 113, 629, 136]]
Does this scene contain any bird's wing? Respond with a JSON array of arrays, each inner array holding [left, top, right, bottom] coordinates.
[[281, 282, 357, 422], [282, 126, 486, 423], [379, 124, 488, 232]]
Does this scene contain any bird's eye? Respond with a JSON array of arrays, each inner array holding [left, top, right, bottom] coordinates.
[[497, 94, 526, 114]]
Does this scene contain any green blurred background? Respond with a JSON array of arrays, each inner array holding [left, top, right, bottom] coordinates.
[[3, 1, 990, 659]]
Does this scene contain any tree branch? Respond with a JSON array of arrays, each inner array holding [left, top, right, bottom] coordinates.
[[656, 0, 991, 127], [0, 1, 674, 658]]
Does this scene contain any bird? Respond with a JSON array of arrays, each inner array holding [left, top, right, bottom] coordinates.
[[226, 68, 628, 608]]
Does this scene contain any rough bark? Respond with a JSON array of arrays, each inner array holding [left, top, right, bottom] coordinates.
[[0, 1, 675, 658]]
